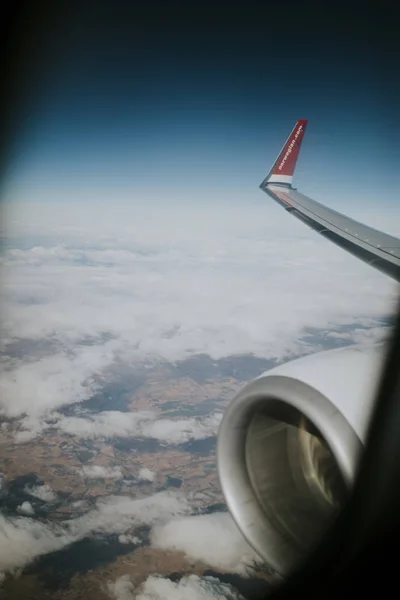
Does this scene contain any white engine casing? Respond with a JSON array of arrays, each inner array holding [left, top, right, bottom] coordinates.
[[217, 343, 385, 577], [254, 344, 384, 442]]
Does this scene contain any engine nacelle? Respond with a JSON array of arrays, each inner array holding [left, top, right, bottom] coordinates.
[[217, 344, 384, 577]]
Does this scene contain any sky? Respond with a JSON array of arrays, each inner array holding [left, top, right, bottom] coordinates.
[[2, 1, 399, 211]]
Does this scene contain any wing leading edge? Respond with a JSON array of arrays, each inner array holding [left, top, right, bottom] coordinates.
[[260, 120, 400, 282]]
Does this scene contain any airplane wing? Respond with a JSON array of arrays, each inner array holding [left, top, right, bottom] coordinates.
[[260, 120, 400, 282]]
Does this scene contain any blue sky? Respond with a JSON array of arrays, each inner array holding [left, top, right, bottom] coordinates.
[[3, 2, 397, 211]]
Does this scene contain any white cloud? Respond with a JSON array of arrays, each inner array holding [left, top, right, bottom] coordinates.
[[0, 341, 120, 420], [0, 201, 397, 430], [118, 533, 141, 544], [79, 465, 123, 480], [107, 574, 135, 600], [138, 468, 155, 482], [1, 204, 396, 360], [0, 513, 75, 572], [11, 408, 222, 445], [51, 410, 155, 439], [24, 484, 57, 502], [139, 413, 222, 444], [0, 200, 395, 585], [0, 491, 192, 575], [151, 512, 262, 575], [136, 574, 245, 600], [37, 410, 222, 445], [14, 427, 42, 443], [17, 502, 34, 516], [66, 491, 192, 539], [108, 573, 246, 600], [326, 326, 391, 345]]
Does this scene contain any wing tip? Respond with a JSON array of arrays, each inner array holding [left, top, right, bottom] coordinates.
[[261, 119, 308, 188]]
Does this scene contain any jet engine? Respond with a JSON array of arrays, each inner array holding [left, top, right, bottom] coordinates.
[[217, 344, 384, 577]]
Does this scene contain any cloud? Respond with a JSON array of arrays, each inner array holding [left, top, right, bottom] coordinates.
[[0, 513, 75, 573], [107, 574, 135, 600], [14, 427, 42, 444], [151, 512, 262, 575], [49, 410, 155, 439], [0, 200, 395, 587], [79, 465, 124, 480], [139, 413, 222, 444], [326, 326, 391, 345], [118, 533, 141, 544], [1, 204, 396, 362], [20, 410, 222, 445], [17, 502, 34, 516], [107, 573, 246, 600], [24, 484, 57, 502], [0, 491, 192, 574], [0, 201, 397, 433], [138, 468, 155, 482], [0, 341, 120, 420], [11, 407, 222, 446], [65, 491, 192, 539], [135, 574, 245, 600]]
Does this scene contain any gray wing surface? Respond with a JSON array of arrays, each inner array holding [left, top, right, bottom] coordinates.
[[260, 120, 400, 282], [261, 184, 400, 281]]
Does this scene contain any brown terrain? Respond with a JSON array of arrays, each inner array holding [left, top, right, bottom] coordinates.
[[0, 358, 274, 598]]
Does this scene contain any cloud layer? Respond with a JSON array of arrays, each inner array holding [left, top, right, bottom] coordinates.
[[0, 199, 397, 590], [17, 502, 34, 516], [1, 201, 397, 430], [135, 574, 245, 600], [151, 512, 262, 575], [0, 488, 253, 581], [0, 491, 191, 574], [79, 465, 124, 480], [0, 513, 74, 573], [107, 574, 136, 600], [107, 573, 245, 600], [24, 484, 57, 502], [138, 468, 155, 482], [14, 408, 223, 445]]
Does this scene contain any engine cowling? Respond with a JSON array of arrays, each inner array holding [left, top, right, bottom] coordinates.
[[217, 344, 384, 577]]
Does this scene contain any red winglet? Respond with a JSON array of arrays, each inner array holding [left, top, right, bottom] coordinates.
[[261, 119, 308, 187]]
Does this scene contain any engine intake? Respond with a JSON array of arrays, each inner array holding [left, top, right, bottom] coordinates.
[[217, 371, 365, 577]]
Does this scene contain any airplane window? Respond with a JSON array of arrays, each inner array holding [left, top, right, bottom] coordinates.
[[0, 3, 397, 600]]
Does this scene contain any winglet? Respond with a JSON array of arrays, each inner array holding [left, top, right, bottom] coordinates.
[[260, 119, 308, 188]]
